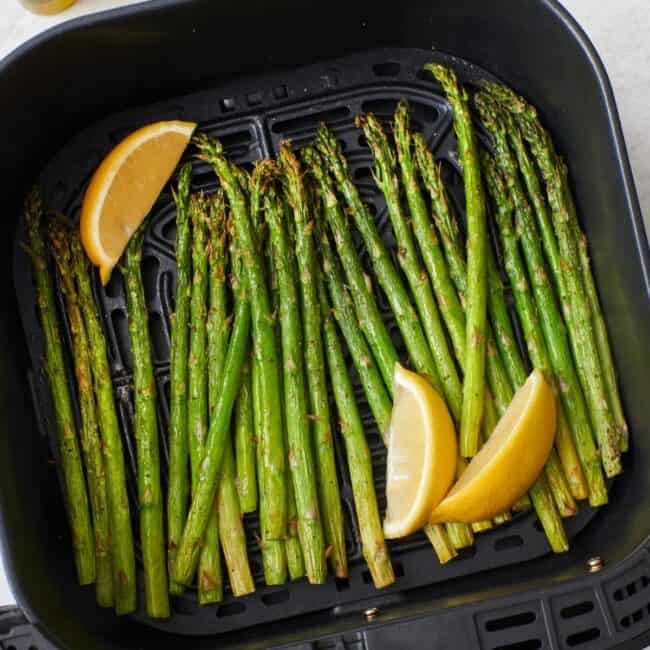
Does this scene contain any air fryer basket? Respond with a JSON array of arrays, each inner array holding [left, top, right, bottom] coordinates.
[[0, 1, 648, 649]]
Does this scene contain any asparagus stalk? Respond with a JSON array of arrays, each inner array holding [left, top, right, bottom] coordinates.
[[414, 133, 534, 514], [357, 113, 462, 415], [197, 135, 287, 542], [24, 190, 95, 586], [207, 191, 254, 601], [488, 233, 586, 504], [173, 277, 251, 586], [482, 151, 592, 499], [424, 64, 487, 458], [301, 145, 398, 393], [476, 95, 608, 506], [266, 198, 305, 583], [315, 124, 440, 387], [70, 235, 136, 613], [481, 83, 621, 477], [311, 215, 393, 432], [264, 175, 327, 584], [234, 359, 257, 514], [279, 142, 346, 578], [252, 353, 288, 585], [319, 274, 395, 588], [424, 525, 458, 563], [394, 100, 466, 364], [315, 215, 458, 564], [217, 447, 254, 596], [167, 163, 192, 595], [185, 193, 223, 604], [481, 87, 627, 452], [392, 107, 501, 526], [285, 475, 306, 581], [560, 159, 628, 451], [121, 221, 169, 618], [210, 228, 254, 598], [49, 219, 113, 607], [486, 217, 579, 513], [414, 131, 568, 546], [361, 112, 483, 538], [239, 166, 288, 587]]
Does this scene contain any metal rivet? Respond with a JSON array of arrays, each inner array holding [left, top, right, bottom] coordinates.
[[588, 556, 604, 573], [364, 607, 380, 622]]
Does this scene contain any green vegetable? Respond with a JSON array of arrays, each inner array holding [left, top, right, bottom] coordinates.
[[279, 142, 346, 578], [264, 175, 327, 584], [167, 163, 192, 595], [476, 94, 608, 506], [70, 234, 136, 613], [196, 135, 287, 541], [315, 124, 440, 386], [122, 220, 169, 618], [481, 82, 622, 477], [50, 219, 113, 607], [424, 64, 488, 458], [24, 189, 95, 586]]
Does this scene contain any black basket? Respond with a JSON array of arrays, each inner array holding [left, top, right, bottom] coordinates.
[[1, 1, 648, 648]]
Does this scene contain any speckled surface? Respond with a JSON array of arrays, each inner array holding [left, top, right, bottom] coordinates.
[[0, 0, 647, 612]]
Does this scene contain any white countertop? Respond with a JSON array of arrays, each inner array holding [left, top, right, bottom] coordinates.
[[0, 0, 648, 615]]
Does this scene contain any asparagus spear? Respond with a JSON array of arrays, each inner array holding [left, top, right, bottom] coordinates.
[[49, 219, 113, 607], [413, 133, 568, 546], [24, 190, 95, 586], [482, 85, 627, 452], [414, 133, 534, 513], [121, 221, 169, 618], [315, 216, 458, 564], [486, 210, 580, 512], [253, 164, 294, 585], [70, 235, 136, 613], [205, 193, 233, 602], [234, 359, 257, 514], [285, 475, 306, 581], [264, 175, 327, 584], [394, 100, 466, 364], [392, 106, 502, 526], [318, 275, 395, 588], [315, 124, 440, 386], [252, 353, 288, 585], [216, 446, 254, 596], [279, 142, 346, 578], [173, 275, 252, 586], [482, 151, 594, 499], [559, 159, 628, 451], [235, 166, 289, 587], [209, 215, 254, 597], [301, 146, 398, 393], [266, 197, 305, 583], [185, 193, 223, 604], [167, 163, 192, 595], [481, 83, 621, 477], [358, 113, 462, 415], [197, 135, 287, 542], [476, 96, 608, 506], [360, 112, 482, 538], [424, 64, 487, 458], [487, 229, 586, 503]]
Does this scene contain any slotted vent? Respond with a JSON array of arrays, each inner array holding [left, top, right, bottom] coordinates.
[[607, 563, 650, 633], [477, 602, 546, 650]]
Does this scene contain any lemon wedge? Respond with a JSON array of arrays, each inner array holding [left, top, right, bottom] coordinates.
[[80, 120, 196, 284], [383, 364, 457, 539], [430, 369, 556, 524]]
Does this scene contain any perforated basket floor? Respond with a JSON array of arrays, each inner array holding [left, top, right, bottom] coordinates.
[[13, 48, 602, 637]]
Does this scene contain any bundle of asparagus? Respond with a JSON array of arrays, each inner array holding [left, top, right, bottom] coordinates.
[[26, 61, 627, 616]]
